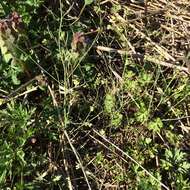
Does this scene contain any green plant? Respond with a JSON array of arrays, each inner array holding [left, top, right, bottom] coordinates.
[[0, 102, 35, 187], [160, 148, 190, 189]]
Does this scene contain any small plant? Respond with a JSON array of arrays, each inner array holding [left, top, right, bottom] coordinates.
[[104, 91, 123, 128], [0, 102, 35, 187], [148, 118, 163, 133], [161, 148, 190, 189], [104, 92, 115, 114], [135, 102, 150, 123], [137, 171, 162, 190]]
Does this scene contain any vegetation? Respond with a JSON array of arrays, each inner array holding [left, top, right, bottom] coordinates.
[[0, 0, 190, 189]]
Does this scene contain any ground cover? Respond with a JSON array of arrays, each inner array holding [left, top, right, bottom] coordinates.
[[0, 0, 190, 189]]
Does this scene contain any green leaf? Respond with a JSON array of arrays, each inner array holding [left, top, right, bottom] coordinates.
[[148, 118, 163, 133], [0, 169, 7, 184], [4, 52, 13, 63], [84, 0, 94, 5], [104, 93, 115, 114], [111, 111, 123, 127], [16, 149, 26, 165]]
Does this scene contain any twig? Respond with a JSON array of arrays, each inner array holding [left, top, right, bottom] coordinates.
[[6, 75, 41, 100], [95, 45, 189, 73]]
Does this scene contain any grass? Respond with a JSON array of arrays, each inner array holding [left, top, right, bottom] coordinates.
[[0, 0, 190, 189]]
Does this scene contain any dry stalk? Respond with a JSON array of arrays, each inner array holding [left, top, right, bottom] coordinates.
[[95, 45, 189, 74], [48, 84, 92, 190]]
